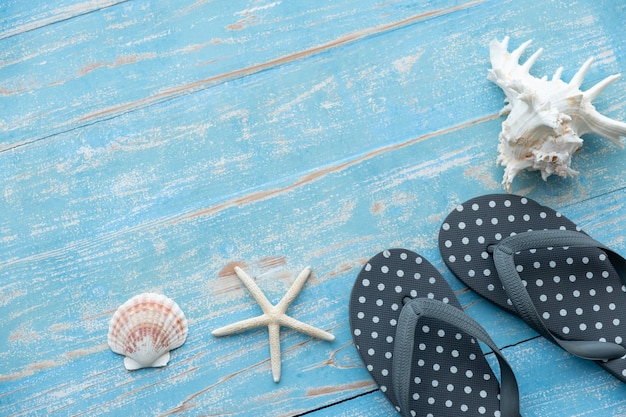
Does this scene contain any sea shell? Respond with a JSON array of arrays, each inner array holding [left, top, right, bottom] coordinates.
[[107, 293, 188, 370], [488, 36, 626, 192]]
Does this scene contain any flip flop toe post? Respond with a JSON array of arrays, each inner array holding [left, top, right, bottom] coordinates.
[[350, 249, 519, 416], [439, 194, 626, 381]]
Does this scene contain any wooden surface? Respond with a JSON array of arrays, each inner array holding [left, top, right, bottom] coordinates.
[[2, 1, 626, 415]]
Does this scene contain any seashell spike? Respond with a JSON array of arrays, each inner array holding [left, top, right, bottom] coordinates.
[[107, 293, 188, 370], [488, 36, 626, 192]]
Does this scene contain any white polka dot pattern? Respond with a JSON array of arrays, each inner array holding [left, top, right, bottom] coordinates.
[[438, 194, 626, 382], [349, 249, 503, 416]]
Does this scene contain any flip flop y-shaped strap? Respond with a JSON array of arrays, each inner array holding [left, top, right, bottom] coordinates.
[[392, 297, 520, 417], [489, 229, 626, 360]]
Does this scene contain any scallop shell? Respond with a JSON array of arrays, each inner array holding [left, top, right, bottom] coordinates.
[[107, 293, 188, 370], [488, 36, 626, 192]]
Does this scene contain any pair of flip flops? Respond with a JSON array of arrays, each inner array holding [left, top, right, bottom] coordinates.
[[350, 194, 626, 416]]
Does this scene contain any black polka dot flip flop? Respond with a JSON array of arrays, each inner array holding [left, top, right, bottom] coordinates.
[[350, 249, 520, 417], [439, 194, 626, 382]]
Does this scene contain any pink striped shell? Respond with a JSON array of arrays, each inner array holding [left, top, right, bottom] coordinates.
[[107, 293, 188, 370]]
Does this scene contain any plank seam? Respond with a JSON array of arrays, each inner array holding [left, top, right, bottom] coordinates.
[[294, 388, 380, 417]]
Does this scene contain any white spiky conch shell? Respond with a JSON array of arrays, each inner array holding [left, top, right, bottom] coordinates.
[[107, 293, 188, 370], [488, 36, 626, 192]]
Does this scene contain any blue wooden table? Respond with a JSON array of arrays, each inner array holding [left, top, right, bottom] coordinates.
[[2, 1, 626, 415]]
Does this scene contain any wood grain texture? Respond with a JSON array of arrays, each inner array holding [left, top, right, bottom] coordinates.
[[0, 0, 129, 40], [2, 0, 626, 416]]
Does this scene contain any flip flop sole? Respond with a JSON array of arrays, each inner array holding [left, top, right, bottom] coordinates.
[[439, 194, 626, 381], [349, 249, 502, 416]]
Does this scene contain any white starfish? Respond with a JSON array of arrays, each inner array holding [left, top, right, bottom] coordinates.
[[212, 266, 335, 382]]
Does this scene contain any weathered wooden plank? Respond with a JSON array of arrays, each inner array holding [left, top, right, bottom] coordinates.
[[499, 337, 626, 416], [0, 0, 484, 147]]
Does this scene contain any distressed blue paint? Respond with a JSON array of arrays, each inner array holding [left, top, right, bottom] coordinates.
[[1, 0, 626, 416], [0, 0, 479, 145], [0, 0, 128, 40]]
